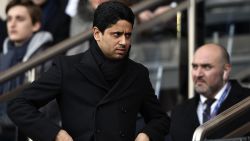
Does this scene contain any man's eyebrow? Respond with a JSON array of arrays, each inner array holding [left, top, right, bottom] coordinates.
[[200, 63, 211, 66], [191, 63, 211, 66], [111, 31, 123, 34]]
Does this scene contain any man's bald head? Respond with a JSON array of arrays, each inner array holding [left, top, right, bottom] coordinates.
[[195, 43, 230, 65]]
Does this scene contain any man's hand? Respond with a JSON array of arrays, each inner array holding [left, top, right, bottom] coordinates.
[[138, 10, 154, 23], [135, 133, 150, 141], [55, 129, 73, 141]]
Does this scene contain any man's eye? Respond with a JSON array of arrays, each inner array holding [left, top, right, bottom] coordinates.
[[204, 65, 211, 70], [16, 17, 25, 21], [192, 65, 197, 69], [125, 34, 131, 38], [113, 32, 121, 37]]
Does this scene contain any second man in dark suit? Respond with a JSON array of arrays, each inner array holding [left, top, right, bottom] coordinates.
[[170, 43, 250, 141]]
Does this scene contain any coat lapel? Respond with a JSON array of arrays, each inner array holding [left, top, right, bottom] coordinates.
[[217, 80, 246, 114], [98, 60, 139, 105], [74, 50, 109, 91], [188, 97, 200, 127]]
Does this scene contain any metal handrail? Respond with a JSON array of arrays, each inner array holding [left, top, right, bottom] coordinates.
[[192, 96, 250, 141], [0, 83, 30, 103], [134, 0, 191, 33]]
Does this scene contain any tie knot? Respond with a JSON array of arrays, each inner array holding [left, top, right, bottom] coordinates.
[[205, 98, 216, 107]]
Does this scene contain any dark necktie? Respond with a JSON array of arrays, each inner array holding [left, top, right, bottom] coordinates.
[[203, 98, 216, 123]]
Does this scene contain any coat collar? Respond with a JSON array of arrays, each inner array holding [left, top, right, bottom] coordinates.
[[75, 50, 109, 90], [217, 80, 246, 113], [3, 31, 53, 62], [74, 50, 139, 105], [98, 60, 138, 105], [190, 96, 201, 127]]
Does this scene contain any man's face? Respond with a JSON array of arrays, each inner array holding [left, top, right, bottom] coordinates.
[[192, 46, 227, 97], [93, 20, 132, 60], [7, 5, 40, 45]]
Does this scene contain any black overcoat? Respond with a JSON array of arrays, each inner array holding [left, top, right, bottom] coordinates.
[[7, 50, 170, 141]]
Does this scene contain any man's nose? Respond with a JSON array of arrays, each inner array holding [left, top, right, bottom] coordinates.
[[196, 68, 204, 77], [193, 67, 204, 77], [120, 36, 127, 45], [8, 19, 16, 27]]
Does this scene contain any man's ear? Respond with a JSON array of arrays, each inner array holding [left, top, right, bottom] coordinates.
[[223, 64, 232, 81], [92, 27, 101, 41], [32, 22, 41, 32]]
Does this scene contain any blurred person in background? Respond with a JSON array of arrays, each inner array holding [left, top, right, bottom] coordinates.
[[0, 0, 53, 98], [32, 0, 70, 44], [66, 0, 109, 55], [0, 1, 53, 140], [170, 43, 250, 141]]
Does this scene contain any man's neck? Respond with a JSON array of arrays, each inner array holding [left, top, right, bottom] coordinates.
[[201, 82, 229, 100]]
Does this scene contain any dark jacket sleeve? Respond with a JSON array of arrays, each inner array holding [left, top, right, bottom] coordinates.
[[139, 67, 170, 141], [7, 57, 63, 141]]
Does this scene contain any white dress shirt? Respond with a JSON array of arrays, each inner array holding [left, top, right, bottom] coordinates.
[[197, 82, 230, 124]]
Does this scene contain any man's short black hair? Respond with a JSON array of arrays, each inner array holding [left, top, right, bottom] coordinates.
[[93, 1, 135, 33]]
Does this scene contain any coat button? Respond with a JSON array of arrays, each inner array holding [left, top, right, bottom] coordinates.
[[97, 106, 102, 111], [121, 106, 127, 113], [96, 129, 101, 134], [119, 131, 125, 137]]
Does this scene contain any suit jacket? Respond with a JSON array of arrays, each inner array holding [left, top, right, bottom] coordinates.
[[170, 80, 250, 141], [7, 50, 170, 141]]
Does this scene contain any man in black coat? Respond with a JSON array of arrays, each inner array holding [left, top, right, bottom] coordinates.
[[7, 1, 170, 141], [170, 43, 250, 141]]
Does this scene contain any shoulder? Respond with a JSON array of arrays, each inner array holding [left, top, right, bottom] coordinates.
[[230, 80, 250, 97], [52, 51, 89, 68], [128, 59, 149, 73], [31, 31, 53, 47]]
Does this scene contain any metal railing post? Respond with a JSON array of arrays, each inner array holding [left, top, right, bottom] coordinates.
[[188, 0, 196, 98]]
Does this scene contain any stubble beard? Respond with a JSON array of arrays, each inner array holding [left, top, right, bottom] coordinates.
[[195, 83, 223, 98], [194, 83, 213, 97]]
